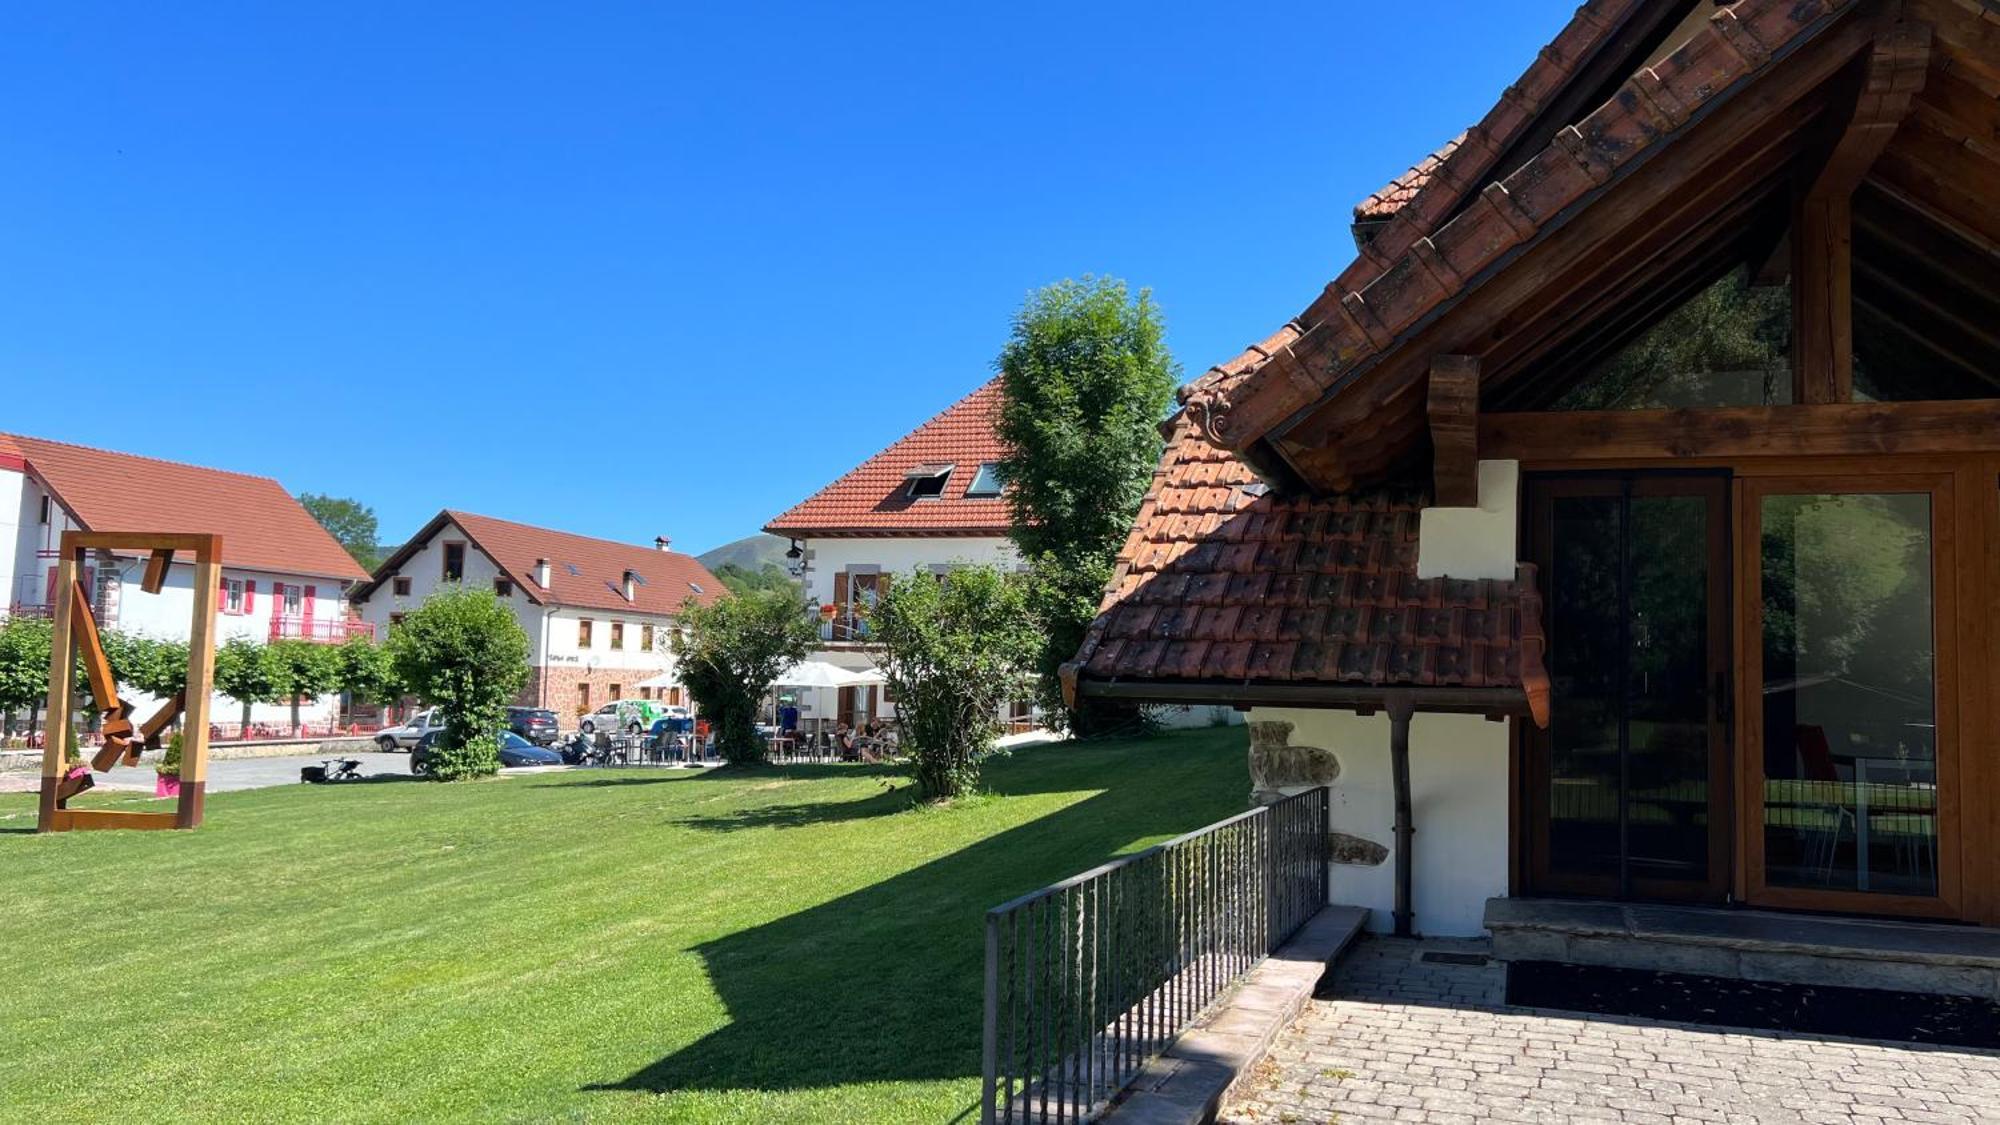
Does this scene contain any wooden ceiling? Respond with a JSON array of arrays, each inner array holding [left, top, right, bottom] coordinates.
[[1259, 0, 2000, 494]]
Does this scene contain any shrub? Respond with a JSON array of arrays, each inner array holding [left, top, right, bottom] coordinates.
[[873, 565, 1037, 801], [384, 585, 530, 781], [213, 638, 283, 734]]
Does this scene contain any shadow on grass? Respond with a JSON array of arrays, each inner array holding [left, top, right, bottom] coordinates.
[[673, 782, 919, 832], [546, 762, 902, 791], [587, 740, 1238, 1099]]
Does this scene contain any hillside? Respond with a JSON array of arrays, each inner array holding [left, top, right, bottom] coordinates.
[[697, 533, 789, 573]]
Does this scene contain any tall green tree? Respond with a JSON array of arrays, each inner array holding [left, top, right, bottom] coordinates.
[[873, 566, 1037, 801], [213, 638, 282, 735], [0, 615, 53, 741], [267, 639, 341, 737], [995, 276, 1179, 734], [671, 590, 816, 765], [333, 634, 401, 721], [384, 585, 530, 780], [299, 493, 382, 571]]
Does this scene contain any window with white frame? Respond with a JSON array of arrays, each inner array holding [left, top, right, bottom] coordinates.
[[224, 578, 245, 615]]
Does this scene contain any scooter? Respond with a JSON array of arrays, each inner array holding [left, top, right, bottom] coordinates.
[[301, 758, 364, 784]]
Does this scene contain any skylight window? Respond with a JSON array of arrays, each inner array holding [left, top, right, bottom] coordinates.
[[563, 562, 582, 576], [688, 581, 704, 595], [905, 462, 954, 499], [965, 462, 1003, 497]]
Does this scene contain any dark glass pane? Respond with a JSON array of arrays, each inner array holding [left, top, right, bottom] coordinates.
[[1760, 493, 1938, 896], [1549, 267, 1792, 410], [1547, 496, 1623, 878], [1624, 496, 1711, 882]]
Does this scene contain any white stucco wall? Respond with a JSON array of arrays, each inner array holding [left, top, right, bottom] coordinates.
[[797, 534, 1021, 607], [1416, 459, 1520, 581], [1252, 706, 1510, 937]]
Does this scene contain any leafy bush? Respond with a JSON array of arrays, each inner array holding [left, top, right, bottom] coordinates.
[[384, 585, 529, 781], [873, 565, 1037, 801], [672, 590, 816, 765], [267, 639, 340, 736], [156, 731, 183, 778], [0, 615, 52, 740], [213, 638, 283, 733]]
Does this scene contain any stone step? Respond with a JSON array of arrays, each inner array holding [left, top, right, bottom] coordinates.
[[1485, 896, 2000, 1000]]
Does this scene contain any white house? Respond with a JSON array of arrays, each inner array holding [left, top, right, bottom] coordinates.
[[0, 431, 372, 735], [349, 510, 726, 721]]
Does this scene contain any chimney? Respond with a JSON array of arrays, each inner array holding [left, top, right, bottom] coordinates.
[[654, 536, 672, 553], [622, 569, 638, 602], [534, 558, 551, 589]]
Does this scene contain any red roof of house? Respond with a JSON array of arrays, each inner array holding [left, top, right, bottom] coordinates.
[[353, 509, 727, 617], [0, 432, 369, 582], [1063, 416, 1548, 723], [764, 379, 1013, 537], [1353, 135, 1464, 222]]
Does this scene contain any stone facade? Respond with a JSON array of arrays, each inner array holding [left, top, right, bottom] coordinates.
[[521, 665, 684, 722]]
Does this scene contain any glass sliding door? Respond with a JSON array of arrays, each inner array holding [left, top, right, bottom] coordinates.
[[1743, 476, 1956, 914], [1524, 475, 1732, 902]]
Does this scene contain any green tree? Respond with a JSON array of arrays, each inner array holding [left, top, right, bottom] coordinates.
[[267, 639, 341, 737], [298, 493, 382, 571], [0, 615, 53, 742], [873, 566, 1037, 801], [672, 590, 816, 765], [212, 638, 282, 736], [333, 634, 401, 721], [713, 561, 803, 599], [384, 585, 530, 780], [995, 276, 1179, 734]]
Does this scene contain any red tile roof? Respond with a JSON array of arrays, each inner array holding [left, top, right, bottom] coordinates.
[[764, 379, 1013, 537], [1353, 135, 1464, 222], [0, 432, 369, 582], [1182, 0, 1848, 453], [1062, 416, 1547, 722], [354, 510, 727, 618]]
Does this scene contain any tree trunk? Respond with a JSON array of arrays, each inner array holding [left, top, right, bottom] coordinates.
[[290, 695, 301, 738], [241, 699, 252, 739]]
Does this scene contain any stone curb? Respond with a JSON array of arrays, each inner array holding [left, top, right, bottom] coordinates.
[[1101, 904, 1369, 1125]]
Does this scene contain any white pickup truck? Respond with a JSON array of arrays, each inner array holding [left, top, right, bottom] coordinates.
[[375, 708, 445, 752]]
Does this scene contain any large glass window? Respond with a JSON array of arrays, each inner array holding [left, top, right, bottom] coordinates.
[[1549, 267, 1792, 411], [1759, 491, 1938, 897]]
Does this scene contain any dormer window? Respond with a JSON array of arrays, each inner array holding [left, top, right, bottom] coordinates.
[[965, 462, 1004, 497], [905, 463, 954, 499]]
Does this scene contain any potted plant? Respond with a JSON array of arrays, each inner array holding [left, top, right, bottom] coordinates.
[[155, 732, 183, 799]]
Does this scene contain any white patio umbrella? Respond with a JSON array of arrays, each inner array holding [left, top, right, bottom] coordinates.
[[771, 658, 886, 689], [634, 669, 679, 690]]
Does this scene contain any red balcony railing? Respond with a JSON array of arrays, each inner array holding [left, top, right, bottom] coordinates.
[[269, 616, 375, 644]]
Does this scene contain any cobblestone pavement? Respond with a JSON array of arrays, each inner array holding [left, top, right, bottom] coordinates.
[[1221, 935, 2000, 1125]]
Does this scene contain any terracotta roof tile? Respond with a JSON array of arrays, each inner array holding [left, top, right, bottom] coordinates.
[[1353, 135, 1465, 221], [764, 379, 1011, 536], [1065, 417, 1547, 716], [354, 510, 726, 618], [0, 432, 369, 582]]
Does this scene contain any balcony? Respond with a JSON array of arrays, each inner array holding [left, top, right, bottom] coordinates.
[[269, 615, 375, 644], [817, 614, 872, 644]]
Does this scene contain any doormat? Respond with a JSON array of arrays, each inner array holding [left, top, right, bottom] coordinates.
[[1506, 960, 2000, 1050]]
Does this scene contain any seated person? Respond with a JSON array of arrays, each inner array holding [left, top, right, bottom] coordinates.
[[835, 722, 857, 759]]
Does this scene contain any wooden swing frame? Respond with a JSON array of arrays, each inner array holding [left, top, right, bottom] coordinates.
[[37, 531, 221, 832]]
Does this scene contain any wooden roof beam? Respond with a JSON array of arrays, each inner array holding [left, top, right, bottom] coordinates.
[[1427, 356, 1480, 508], [1793, 20, 1933, 404]]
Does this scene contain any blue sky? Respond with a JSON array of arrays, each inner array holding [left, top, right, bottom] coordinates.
[[1, 2, 1570, 557]]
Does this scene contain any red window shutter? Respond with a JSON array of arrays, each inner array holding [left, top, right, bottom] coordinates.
[[47, 568, 60, 609], [303, 585, 317, 635], [244, 579, 257, 613]]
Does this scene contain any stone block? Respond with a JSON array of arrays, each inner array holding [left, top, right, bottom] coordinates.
[[1247, 720, 1340, 794], [1566, 935, 1740, 977], [1738, 951, 2000, 999], [1489, 928, 1569, 963]]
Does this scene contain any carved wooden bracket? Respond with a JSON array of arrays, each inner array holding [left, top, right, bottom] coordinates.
[[1427, 355, 1480, 508]]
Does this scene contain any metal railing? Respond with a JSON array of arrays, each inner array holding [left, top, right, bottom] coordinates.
[[269, 615, 375, 644], [981, 786, 1330, 1123]]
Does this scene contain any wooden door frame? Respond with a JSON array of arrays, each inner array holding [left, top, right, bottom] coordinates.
[[1734, 469, 1963, 919], [1518, 470, 1734, 904]]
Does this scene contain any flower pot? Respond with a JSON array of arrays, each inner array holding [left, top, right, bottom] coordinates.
[[155, 774, 182, 799]]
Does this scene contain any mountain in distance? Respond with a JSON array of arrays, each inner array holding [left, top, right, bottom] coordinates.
[[697, 533, 790, 572]]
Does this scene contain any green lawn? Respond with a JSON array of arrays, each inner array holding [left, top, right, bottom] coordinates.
[[1, 729, 1246, 1123]]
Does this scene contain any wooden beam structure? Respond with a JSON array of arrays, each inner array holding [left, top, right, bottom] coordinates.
[[1426, 355, 1480, 507], [1482, 399, 2000, 462], [1794, 21, 1933, 403], [38, 531, 222, 833]]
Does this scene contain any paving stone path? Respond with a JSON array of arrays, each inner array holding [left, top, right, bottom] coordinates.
[[1221, 935, 2000, 1125]]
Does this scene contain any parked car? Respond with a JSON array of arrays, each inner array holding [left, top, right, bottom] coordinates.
[[375, 708, 444, 752], [579, 699, 672, 735], [410, 729, 563, 774], [507, 706, 560, 745]]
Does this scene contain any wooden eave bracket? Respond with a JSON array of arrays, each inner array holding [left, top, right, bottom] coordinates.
[[1427, 355, 1481, 508], [1803, 19, 1933, 204]]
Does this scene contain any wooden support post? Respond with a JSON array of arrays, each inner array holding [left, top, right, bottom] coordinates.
[[180, 546, 222, 829], [1386, 692, 1416, 938], [37, 552, 80, 831], [1792, 21, 1931, 404], [141, 548, 174, 594], [1427, 356, 1480, 508]]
